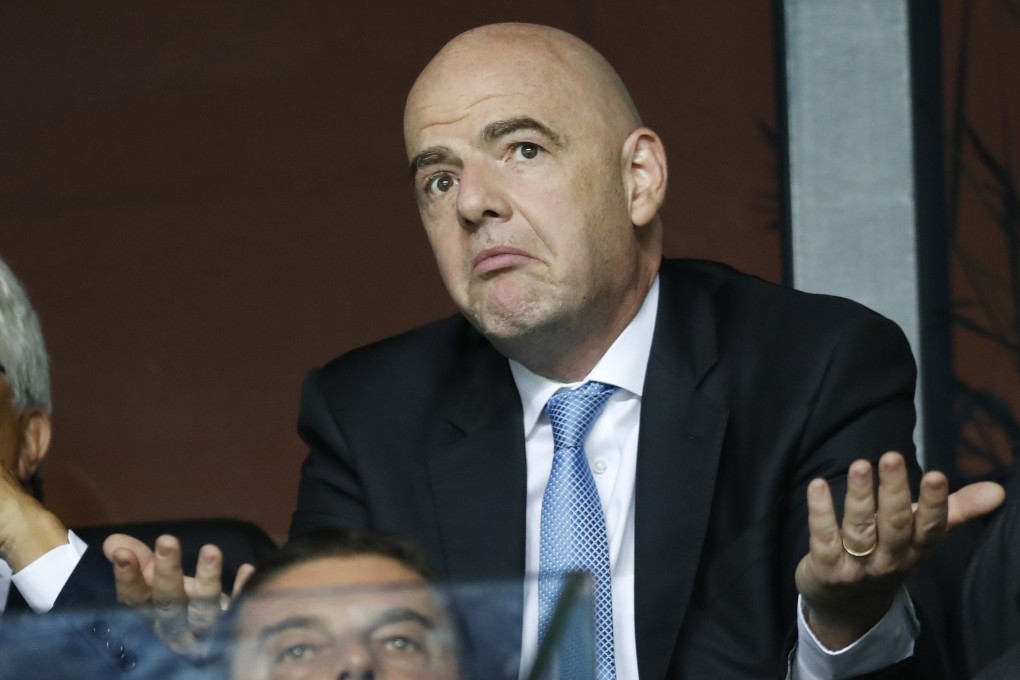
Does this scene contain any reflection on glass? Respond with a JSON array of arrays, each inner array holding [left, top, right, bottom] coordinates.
[[231, 581, 460, 680], [0, 574, 593, 680]]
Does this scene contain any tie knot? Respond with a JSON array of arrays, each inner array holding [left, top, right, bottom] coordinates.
[[544, 381, 618, 451]]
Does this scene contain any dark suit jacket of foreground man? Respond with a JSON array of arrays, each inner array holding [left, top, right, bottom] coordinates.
[[1, 549, 204, 679], [291, 259, 922, 680]]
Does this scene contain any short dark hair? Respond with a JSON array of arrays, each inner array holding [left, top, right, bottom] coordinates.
[[238, 527, 433, 598]]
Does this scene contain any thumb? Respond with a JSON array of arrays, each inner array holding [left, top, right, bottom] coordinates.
[[947, 481, 1005, 529], [232, 563, 256, 598]]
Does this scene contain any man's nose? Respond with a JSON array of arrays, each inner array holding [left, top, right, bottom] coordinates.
[[456, 164, 511, 228], [331, 638, 375, 680]]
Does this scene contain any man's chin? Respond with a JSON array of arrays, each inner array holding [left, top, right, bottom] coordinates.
[[463, 276, 564, 333], [469, 302, 540, 339]]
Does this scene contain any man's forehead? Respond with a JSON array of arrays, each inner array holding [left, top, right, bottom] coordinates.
[[409, 77, 564, 127], [242, 594, 445, 646], [246, 587, 433, 618], [411, 105, 561, 143], [404, 74, 586, 160], [264, 554, 426, 590], [406, 40, 582, 127]]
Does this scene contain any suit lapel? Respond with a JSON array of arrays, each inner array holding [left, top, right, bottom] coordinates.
[[424, 330, 528, 582], [421, 266, 730, 678], [635, 263, 728, 679]]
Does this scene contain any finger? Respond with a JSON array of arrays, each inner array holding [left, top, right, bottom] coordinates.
[[186, 544, 224, 637], [150, 535, 192, 647], [184, 544, 223, 599], [947, 481, 1006, 529], [913, 471, 949, 550], [103, 533, 156, 586], [110, 547, 151, 607], [806, 478, 842, 565], [840, 459, 877, 555], [232, 563, 256, 598], [875, 452, 913, 558]]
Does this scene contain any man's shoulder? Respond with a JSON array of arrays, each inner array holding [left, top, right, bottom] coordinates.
[[660, 257, 898, 330], [316, 312, 492, 386], [657, 258, 912, 380], [302, 313, 511, 437]]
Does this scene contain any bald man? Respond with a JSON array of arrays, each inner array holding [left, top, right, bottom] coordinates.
[[286, 23, 1003, 679], [283, 23, 1005, 680]]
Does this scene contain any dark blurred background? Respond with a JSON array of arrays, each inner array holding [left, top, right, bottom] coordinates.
[[0, 1, 1015, 542]]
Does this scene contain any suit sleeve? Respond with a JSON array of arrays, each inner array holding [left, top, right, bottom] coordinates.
[[795, 313, 918, 490], [776, 311, 919, 582], [3, 548, 194, 678], [781, 313, 935, 680], [681, 307, 924, 679], [50, 544, 117, 610]]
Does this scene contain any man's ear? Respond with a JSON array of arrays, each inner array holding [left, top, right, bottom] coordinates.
[[16, 409, 51, 483], [622, 128, 668, 228]]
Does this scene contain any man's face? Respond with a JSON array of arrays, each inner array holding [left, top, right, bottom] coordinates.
[[404, 42, 645, 349], [232, 555, 460, 680]]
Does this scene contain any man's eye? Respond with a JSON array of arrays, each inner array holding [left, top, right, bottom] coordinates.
[[275, 644, 318, 664], [512, 142, 542, 161], [425, 173, 457, 197], [380, 635, 425, 655]]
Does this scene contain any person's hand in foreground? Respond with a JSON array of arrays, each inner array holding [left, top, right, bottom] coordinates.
[[102, 533, 255, 655], [796, 451, 1005, 650]]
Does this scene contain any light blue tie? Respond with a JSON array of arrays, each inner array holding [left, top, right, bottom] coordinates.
[[539, 381, 618, 680]]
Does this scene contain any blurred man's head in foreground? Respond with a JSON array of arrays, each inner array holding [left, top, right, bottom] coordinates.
[[231, 528, 460, 680]]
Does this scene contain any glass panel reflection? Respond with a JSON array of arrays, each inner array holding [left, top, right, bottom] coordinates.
[[0, 576, 594, 680]]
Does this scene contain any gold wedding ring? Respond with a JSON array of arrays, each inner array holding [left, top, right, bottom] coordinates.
[[842, 536, 877, 558]]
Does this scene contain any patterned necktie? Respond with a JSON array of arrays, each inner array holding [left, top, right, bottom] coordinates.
[[539, 381, 618, 680]]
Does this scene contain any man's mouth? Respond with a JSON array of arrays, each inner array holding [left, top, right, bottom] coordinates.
[[472, 246, 535, 276]]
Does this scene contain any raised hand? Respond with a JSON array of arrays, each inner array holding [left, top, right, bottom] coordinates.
[[102, 533, 255, 655], [795, 451, 1004, 650]]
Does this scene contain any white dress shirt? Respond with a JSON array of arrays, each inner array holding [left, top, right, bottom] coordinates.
[[509, 276, 916, 679], [0, 530, 86, 614]]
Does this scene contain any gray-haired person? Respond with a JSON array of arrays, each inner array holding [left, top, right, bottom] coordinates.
[[0, 255, 162, 674], [0, 253, 82, 614]]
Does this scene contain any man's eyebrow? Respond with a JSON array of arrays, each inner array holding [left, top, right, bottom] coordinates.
[[256, 615, 327, 645], [481, 117, 562, 146], [409, 146, 458, 180], [367, 606, 437, 631], [407, 117, 561, 181]]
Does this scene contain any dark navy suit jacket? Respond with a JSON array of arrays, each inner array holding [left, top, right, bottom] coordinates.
[[1, 549, 205, 679]]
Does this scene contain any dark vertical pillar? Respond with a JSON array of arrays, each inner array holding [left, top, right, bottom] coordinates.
[[908, 0, 954, 478]]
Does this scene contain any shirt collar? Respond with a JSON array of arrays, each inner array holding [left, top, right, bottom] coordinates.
[[509, 275, 660, 437]]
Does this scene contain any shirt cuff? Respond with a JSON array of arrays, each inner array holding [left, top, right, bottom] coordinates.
[[792, 587, 919, 680], [11, 530, 88, 613]]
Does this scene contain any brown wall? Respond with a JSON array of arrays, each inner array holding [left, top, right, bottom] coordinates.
[[940, 1, 1020, 477], [1, 3, 781, 542]]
